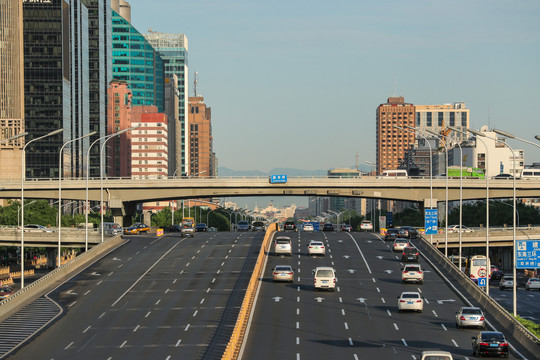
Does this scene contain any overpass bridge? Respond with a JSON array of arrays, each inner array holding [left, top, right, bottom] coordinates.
[[1, 176, 539, 225]]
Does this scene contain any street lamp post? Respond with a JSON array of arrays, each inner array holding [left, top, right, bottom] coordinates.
[[447, 126, 465, 272], [59, 131, 96, 267], [469, 128, 517, 314], [20, 128, 63, 288], [1, 132, 28, 144], [364, 161, 376, 226]]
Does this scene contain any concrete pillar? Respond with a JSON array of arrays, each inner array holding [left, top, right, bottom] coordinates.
[[143, 211, 151, 225]]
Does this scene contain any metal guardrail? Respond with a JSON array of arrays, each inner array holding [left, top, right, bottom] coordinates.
[[221, 223, 278, 360]]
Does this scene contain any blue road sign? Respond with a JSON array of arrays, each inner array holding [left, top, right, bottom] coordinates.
[[516, 240, 540, 269], [270, 175, 287, 184], [478, 277, 487, 287], [424, 209, 438, 235], [386, 212, 393, 228]]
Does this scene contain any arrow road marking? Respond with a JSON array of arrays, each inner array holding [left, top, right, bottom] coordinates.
[[377, 256, 383, 260], [384, 270, 393, 274], [343, 255, 350, 259], [347, 269, 356, 273], [315, 297, 325, 303], [272, 297, 282, 302]]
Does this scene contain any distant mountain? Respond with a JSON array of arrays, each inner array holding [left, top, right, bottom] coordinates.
[[217, 166, 371, 177]]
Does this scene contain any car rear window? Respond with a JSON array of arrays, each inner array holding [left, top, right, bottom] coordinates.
[[276, 239, 291, 244], [481, 333, 505, 341], [388, 229, 399, 234], [462, 308, 482, 315], [316, 270, 334, 277], [405, 266, 421, 272], [402, 293, 420, 299], [275, 266, 291, 271], [403, 247, 417, 254], [311, 242, 323, 246]]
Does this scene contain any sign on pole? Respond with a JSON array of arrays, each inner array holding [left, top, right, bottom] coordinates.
[[379, 216, 386, 230], [424, 209, 438, 235], [516, 240, 540, 269], [478, 277, 487, 287], [386, 212, 393, 228], [269, 175, 287, 183]]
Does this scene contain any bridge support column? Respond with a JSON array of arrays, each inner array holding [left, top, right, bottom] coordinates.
[[143, 211, 151, 225]]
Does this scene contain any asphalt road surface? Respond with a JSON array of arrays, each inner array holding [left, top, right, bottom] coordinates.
[[242, 230, 529, 360], [5, 231, 263, 360]]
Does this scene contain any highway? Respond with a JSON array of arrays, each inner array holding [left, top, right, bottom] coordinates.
[[242, 230, 529, 360], [5, 231, 264, 360]]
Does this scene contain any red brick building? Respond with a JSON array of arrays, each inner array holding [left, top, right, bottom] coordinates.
[[107, 80, 133, 177]]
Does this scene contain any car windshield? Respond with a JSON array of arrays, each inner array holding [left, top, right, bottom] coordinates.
[[405, 266, 420, 272], [462, 308, 482, 315], [402, 293, 419, 299], [423, 356, 451, 360], [396, 240, 408, 244], [403, 247, 417, 253], [316, 270, 334, 277], [481, 333, 505, 341]]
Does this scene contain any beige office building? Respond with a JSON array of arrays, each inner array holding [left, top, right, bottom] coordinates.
[[415, 102, 470, 144], [0, 0, 25, 193]]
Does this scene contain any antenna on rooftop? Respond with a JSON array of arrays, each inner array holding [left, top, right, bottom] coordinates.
[[193, 71, 198, 97], [355, 152, 359, 171]]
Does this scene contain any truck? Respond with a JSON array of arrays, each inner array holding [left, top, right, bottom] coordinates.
[[181, 217, 195, 237], [446, 167, 484, 179]]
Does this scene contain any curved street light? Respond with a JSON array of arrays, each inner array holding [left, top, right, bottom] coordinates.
[[59, 131, 96, 267], [1, 132, 28, 144], [20, 128, 63, 288]]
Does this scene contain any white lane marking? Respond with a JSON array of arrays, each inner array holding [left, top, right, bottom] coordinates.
[[296, 337, 299, 345], [348, 234, 373, 274], [118, 264, 123, 268], [145, 311, 151, 318], [354, 355, 359, 360], [185, 324, 190, 331], [217, 269, 220, 274], [192, 256, 195, 260], [111, 238, 186, 307], [165, 288, 170, 294], [297, 308, 300, 315], [200, 298, 205, 305], [193, 310, 198, 317], [339, 297, 343, 303], [441, 324, 447, 331], [298, 276, 301, 282], [298, 261, 301, 265], [197, 250, 200, 253], [344, 322, 349, 330], [296, 353, 300, 360], [417, 287, 422, 293], [376, 287, 380, 293], [108, 272, 114, 276], [84, 290, 91, 295], [221, 262, 225, 266], [424, 298, 430, 304], [120, 340, 127, 348], [402, 338, 408, 346], [212, 278, 216, 283], [297, 296, 300, 302], [330, 255, 333, 259], [206, 288, 211, 293], [381, 297, 386, 304], [186, 263, 190, 267], [180, 270, 184, 275], [155, 299, 161, 305], [387, 309, 392, 317], [298, 268, 301, 273], [65, 342, 74, 350], [133, 325, 140, 332], [173, 279, 178, 284], [348, 338, 353, 345], [341, 309, 346, 316], [175, 339, 182, 347], [432, 310, 438, 317], [393, 323, 399, 330], [97, 280, 103, 285], [296, 322, 300, 329], [451, 339, 459, 347], [372, 278, 376, 283], [337, 286, 341, 292], [331, 261, 335, 266], [68, 301, 77, 307], [83, 326, 91, 333], [99, 312, 106, 319]]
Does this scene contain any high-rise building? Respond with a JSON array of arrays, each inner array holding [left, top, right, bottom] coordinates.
[[107, 80, 133, 177], [415, 102, 469, 144], [327, 168, 363, 213], [164, 75, 180, 176], [144, 30, 189, 176], [23, 0, 92, 178], [188, 96, 213, 177], [81, 0, 112, 177], [376, 97, 415, 175], [0, 0, 25, 187], [131, 105, 168, 179], [110, 7, 164, 112]]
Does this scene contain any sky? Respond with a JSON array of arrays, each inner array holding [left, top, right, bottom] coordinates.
[[125, 0, 540, 174]]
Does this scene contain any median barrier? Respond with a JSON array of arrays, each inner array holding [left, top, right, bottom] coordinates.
[[0, 235, 127, 322], [222, 222, 277, 360], [415, 236, 540, 356]]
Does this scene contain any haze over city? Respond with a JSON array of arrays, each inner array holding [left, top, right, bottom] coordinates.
[[126, 0, 540, 172]]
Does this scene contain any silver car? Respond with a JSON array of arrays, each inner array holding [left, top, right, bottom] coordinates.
[[272, 265, 294, 282], [274, 236, 292, 256], [402, 264, 424, 284], [499, 276, 513, 290], [455, 307, 485, 329], [307, 240, 325, 256]]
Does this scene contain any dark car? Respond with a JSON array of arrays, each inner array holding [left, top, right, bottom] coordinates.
[[471, 331, 508, 358], [493, 173, 514, 180], [385, 228, 400, 241], [195, 223, 208, 232], [252, 221, 266, 231], [491, 270, 504, 282], [322, 223, 334, 231], [165, 224, 182, 233], [341, 224, 352, 232], [401, 246, 419, 262], [283, 221, 297, 231], [399, 226, 418, 239]]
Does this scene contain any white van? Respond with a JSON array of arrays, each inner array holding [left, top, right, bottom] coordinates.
[[313, 266, 336, 291], [274, 236, 292, 256], [100, 222, 122, 235], [378, 169, 408, 178]]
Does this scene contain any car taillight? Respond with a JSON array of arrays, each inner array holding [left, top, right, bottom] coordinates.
[[288, 272, 293, 275], [399, 300, 406, 302], [308, 246, 313, 248], [415, 252, 419, 256], [321, 246, 325, 249], [273, 272, 278, 275], [460, 316, 466, 320], [416, 300, 422, 303], [479, 316, 485, 321], [479, 342, 489, 346], [417, 271, 422, 274], [500, 342, 508, 347]]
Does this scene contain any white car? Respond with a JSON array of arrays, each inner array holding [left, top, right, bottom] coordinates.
[[21, 224, 54, 233], [307, 240, 325, 256], [313, 267, 336, 291], [360, 220, 373, 231], [526, 278, 540, 291], [303, 224, 314, 232], [392, 238, 410, 252], [447, 225, 474, 233], [499, 276, 513, 290], [420, 351, 453, 360], [274, 236, 292, 256], [398, 291, 424, 312], [402, 264, 424, 284]]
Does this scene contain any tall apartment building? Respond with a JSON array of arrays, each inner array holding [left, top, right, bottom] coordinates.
[[188, 96, 214, 177], [107, 80, 133, 177], [131, 106, 168, 179], [144, 30, 189, 176], [0, 0, 25, 188], [23, 0, 92, 178], [327, 168, 365, 214], [376, 97, 415, 175], [415, 102, 469, 144], [164, 75, 180, 176]]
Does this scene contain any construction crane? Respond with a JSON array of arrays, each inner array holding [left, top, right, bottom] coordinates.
[[440, 120, 451, 146]]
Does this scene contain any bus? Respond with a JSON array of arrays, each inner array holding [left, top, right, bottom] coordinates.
[[467, 255, 491, 283], [520, 169, 540, 179], [446, 166, 484, 179], [378, 169, 408, 178]]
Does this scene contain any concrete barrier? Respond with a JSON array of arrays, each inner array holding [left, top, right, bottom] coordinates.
[[0, 235, 127, 322], [415, 236, 540, 356]]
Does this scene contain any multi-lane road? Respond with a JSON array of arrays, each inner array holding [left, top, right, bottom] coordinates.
[[242, 230, 533, 360], [1, 230, 537, 359]]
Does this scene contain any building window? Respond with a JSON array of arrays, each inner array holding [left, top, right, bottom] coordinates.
[[426, 112, 432, 127], [461, 112, 467, 126], [450, 112, 455, 127], [438, 112, 443, 126]]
